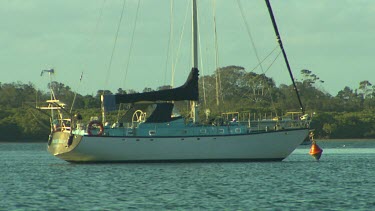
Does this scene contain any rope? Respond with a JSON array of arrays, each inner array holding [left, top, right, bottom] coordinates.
[[213, 0, 223, 107], [264, 50, 282, 73], [249, 45, 279, 73], [171, 0, 191, 88], [264, 50, 282, 112], [163, 0, 174, 86], [123, 0, 141, 90], [85, 0, 107, 61], [103, 0, 127, 94], [70, 72, 84, 113], [237, 1, 285, 113], [196, 2, 207, 109], [237, 0, 265, 73]]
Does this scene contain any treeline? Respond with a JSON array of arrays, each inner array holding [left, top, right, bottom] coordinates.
[[1, 66, 374, 141], [197, 66, 375, 139]]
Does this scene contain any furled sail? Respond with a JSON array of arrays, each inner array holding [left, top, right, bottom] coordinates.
[[102, 68, 199, 110]]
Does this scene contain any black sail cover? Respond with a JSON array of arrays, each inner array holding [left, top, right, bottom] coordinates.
[[102, 68, 199, 110]]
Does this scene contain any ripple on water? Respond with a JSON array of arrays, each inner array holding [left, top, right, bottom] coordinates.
[[1, 142, 375, 210]]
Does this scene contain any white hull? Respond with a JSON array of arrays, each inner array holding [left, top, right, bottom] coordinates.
[[48, 129, 308, 162], [42, 1, 312, 164]]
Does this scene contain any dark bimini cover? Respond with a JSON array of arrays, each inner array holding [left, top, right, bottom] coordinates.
[[145, 103, 178, 123], [102, 68, 199, 111]]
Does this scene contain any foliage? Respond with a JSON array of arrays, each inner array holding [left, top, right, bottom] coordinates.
[[1, 66, 375, 141]]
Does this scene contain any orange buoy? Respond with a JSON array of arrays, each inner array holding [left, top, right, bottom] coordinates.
[[309, 141, 323, 161], [308, 131, 323, 161]]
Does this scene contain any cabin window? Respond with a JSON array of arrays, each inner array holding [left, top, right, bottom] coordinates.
[[235, 128, 241, 133], [219, 129, 224, 134], [200, 129, 207, 134], [149, 130, 156, 136]]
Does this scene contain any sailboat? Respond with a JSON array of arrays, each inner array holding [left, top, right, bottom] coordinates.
[[43, 0, 312, 163]]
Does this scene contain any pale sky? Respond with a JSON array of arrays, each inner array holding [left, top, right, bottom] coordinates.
[[1, 0, 374, 96]]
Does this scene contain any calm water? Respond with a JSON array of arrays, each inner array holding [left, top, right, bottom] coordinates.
[[1, 140, 374, 211]]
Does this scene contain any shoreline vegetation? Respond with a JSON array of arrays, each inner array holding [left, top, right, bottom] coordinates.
[[2, 139, 375, 144], [314, 139, 375, 143], [1, 67, 374, 142]]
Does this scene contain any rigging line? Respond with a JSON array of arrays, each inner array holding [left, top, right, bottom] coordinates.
[[237, 0, 280, 113], [67, 0, 107, 74], [83, 0, 106, 65], [171, 0, 191, 88], [249, 45, 279, 72], [29, 110, 51, 130], [103, 0, 127, 95], [116, 103, 124, 123], [265, 0, 305, 114], [163, 0, 174, 86], [70, 68, 85, 107], [213, 0, 222, 107], [65, 1, 106, 101], [84, 0, 107, 57], [70, 72, 84, 113], [73, 0, 107, 81], [264, 50, 282, 74], [196, 3, 207, 109], [123, 0, 141, 90], [47, 71, 57, 100], [242, 47, 281, 113], [237, 0, 265, 73], [264, 50, 282, 112], [35, 86, 38, 108], [94, 0, 107, 32]]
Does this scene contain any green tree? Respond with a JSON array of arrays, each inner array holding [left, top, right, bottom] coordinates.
[[358, 80, 372, 99], [335, 86, 363, 111]]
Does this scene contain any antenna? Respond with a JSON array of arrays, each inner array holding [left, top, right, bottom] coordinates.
[[41, 68, 56, 119]]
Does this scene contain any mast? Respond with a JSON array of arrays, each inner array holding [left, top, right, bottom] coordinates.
[[191, 0, 199, 123], [192, 0, 198, 69], [265, 0, 305, 114]]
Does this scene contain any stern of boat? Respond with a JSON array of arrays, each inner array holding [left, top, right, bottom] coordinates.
[[47, 131, 83, 157]]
